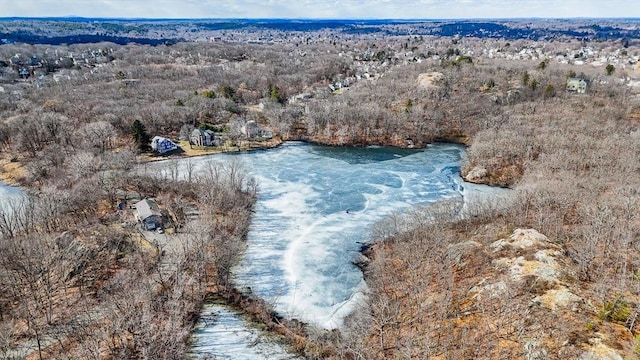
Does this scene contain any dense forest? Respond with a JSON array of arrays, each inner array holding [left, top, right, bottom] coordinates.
[[0, 31, 639, 359]]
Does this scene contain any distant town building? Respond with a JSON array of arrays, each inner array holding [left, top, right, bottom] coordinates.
[[566, 78, 589, 94]]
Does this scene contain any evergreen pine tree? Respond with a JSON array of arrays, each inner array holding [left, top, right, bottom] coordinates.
[[130, 119, 151, 152]]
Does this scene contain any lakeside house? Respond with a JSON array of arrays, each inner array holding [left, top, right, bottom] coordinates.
[[151, 136, 179, 154], [134, 199, 163, 231], [190, 129, 218, 147], [241, 120, 273, 139]]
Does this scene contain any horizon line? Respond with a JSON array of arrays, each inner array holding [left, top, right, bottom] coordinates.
[[1, 16, 639, 22]]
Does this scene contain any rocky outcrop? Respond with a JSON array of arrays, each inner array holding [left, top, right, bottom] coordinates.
[[489, 228, 568, 284], [490, 228, 556, 252], [463, 165, 488, 183], [468, 228, 624, 359], [580, 338, 624, 360], [472, 229, 574, 300], [417, 72, 445, 90], [533, 287, 582, 312]]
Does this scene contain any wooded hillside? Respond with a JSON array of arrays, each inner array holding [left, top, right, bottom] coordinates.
[[0, 35, 639, 359]]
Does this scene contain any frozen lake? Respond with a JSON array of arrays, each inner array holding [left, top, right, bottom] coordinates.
[[228, 142, 465, 328], [2, 144, 508, 359], [0, 180, 25, 217], [151, 142, 472, 331], [190, 304, 298, 360]]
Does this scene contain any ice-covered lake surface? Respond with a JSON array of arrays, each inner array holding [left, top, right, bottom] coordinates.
[[0, 144, 508, 360], [0, 180, 24, 213], [229, 142, 466, 329], [153, 142, 475, 327], [190, 304, 298, 360], [150, 142, 509, 359]]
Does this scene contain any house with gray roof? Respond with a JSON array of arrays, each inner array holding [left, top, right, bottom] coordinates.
[[134, 199, 163, 230], [190, 129, 217, 147], [241, 120, 273, 139]]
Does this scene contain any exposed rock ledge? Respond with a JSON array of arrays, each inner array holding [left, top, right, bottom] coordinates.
[[470, 228, 624, 359], [417, 71, 446, 90], [463, 165, 488, 183]]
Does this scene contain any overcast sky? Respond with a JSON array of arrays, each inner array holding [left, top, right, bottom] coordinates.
[[1, 0, 638, 19]]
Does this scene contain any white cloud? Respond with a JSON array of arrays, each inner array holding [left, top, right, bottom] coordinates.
[[0, 0, 638, 18]]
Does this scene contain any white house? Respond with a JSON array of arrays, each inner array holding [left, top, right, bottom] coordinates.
[[151, 136, 179, 154], [566, 78, 589, 94]]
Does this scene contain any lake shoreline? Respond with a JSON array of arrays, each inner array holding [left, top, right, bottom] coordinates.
[[1, 139, 501, 359], [189, 174, 511, 359], [186, 141, 509, 358]]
